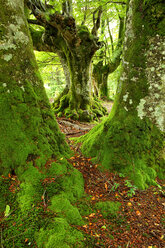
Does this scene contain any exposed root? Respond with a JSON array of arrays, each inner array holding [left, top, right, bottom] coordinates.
[[52, 92, 107, 122]]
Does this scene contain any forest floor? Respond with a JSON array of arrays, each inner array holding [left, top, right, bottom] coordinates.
[[56, 102, 165, 248]]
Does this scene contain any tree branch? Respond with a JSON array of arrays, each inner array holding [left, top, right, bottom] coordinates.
[[91, 6, 102, 36], [106, 1, 126, 5], [107, 18, 114, 53], [27, 19, 44, 26]]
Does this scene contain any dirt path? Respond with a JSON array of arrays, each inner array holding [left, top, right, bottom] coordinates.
[[56, 115, 165, 248]]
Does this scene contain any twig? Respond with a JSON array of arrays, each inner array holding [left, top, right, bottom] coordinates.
[[42, 189, 47, 207], [126, 241, 130, 248]]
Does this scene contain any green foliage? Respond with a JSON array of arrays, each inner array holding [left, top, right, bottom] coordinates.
[[124, 180, 137, 197], [35, 51, 65, 99], [95, 201, 121, 218]]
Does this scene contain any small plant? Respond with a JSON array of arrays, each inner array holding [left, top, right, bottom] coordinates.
[[125, 180, 137, 197], [119, 173, 125, 178], [111, 182, 120, 192]]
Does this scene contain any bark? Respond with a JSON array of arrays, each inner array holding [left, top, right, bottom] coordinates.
[[0, 0, 69, 175], [26, 0, 106, 121], [80, 0, 165, 189]]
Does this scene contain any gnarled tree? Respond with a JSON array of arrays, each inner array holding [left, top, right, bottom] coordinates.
[[26, 0, 107, 121]]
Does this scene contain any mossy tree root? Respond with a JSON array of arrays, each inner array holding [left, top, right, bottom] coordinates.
[[52, 92, 107, 122]]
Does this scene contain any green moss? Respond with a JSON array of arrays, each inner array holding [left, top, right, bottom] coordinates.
[[1, 159, 85, 247], [49, 193, 83, 225], [36, 218, 84, 248], [59, 167, 84, 202], [95, 201, 121, 218], [77, 25, 92, 40]]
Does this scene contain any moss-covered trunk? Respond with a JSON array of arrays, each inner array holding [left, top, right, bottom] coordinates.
[[51, 26, 107, 121], [0, 0, 70, 175], [0, 1, 85, 247], [54, 51, 97, 121], [79, 0, 165, 189], [93, 62, 110, 99]]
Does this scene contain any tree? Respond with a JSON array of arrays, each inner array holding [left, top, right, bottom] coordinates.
[[93, 14, 124, 99], [0, 1, 84, 246], [0, 0, 69, 175], [79, 0, 165, 189], [25, 0, 108, 121]]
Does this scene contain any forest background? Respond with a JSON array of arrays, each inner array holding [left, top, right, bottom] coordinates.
[[0, 0, 164, 247]]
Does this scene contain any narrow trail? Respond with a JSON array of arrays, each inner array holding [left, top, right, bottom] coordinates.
[[56, 106, 165, 248]]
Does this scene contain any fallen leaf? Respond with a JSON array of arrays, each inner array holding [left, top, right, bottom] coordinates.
[[70, 156, 75, 160], [127, 202, 132, 207], [89, 213, 95, 217], [160, 235, 164, 240], [101, 225, 106, 229], [136, 210, 141, 216], [94, 233, 100, 237], [4, 205, 10, 217], [105, 183, 108, 191]]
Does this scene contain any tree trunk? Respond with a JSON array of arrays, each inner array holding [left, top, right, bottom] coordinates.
[[53, 50, 100, 121], [0, 2, 84, 247], [49, 26, 107, 121], [79, 0, 165, 189], [27, 2, 107, 121], [0, 0, 69, 175], [93, 62, 110, 99], [92, 15, 124, 100]]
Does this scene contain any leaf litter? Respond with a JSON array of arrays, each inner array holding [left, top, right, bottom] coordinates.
[[57, 117, 165, 248]]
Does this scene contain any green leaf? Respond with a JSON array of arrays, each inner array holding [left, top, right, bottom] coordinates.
[[101, 225, 106, 229], [4, 205, 10, 217]]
